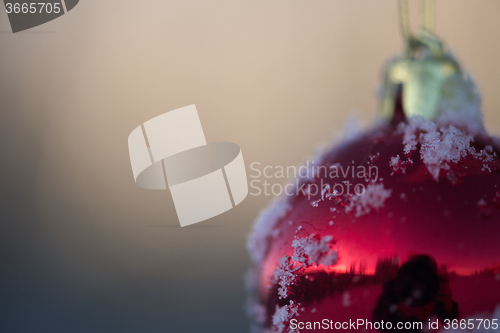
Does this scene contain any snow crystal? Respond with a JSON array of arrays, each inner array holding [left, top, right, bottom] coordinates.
[[420, 125, 474, 180], [399, 116, 437, 155], [390, 155, 400, 168], [311, 184, 339, 207], [247, 197, 291, 265], [389, 155, 413, 174], [272, 300, 300, 333], [292, 234, 338, 267], [476, 145, 496, 173], [271, 235, 339, 301], [369, 152, 380, 163], [399, 117, 495, 182], [273, 256, 303, 299], [346, 183, 392, 217]]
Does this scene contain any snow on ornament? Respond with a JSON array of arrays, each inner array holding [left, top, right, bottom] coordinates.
[[246, 1, 500, 332]]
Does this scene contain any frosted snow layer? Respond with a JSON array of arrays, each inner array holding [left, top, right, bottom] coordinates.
[[398, 117, 496, 181], [272, 234, 338, 300], [247, 197, 292, 265], [345, 183, 392, 217], [246, 197, 292, 332], [420, 125, 474, 180], [394, 61, 494, 181], [271, 300, 300, 333], [292, 234, 338, 267], [245, 267, 268, 333], [273, 256, 303, 300]]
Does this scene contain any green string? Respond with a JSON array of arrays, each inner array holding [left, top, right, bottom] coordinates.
[[398, 0, 435, 39]]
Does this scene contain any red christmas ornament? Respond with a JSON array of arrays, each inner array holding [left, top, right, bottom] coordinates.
[[247, 6, 500, 333]]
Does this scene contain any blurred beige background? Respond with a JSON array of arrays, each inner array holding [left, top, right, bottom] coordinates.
[[0, 1, 499, 332]]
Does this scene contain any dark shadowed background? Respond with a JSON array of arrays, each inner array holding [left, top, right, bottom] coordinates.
[[1, 1, 500, 332]]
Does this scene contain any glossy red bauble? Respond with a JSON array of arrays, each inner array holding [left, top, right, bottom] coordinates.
[[247, 115, 500, 333]]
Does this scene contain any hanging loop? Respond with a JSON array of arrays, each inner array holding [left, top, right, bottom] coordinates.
[[420, 0, 435, 33], [380, 0, 476, 121], [398, 0, 435, 39]]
